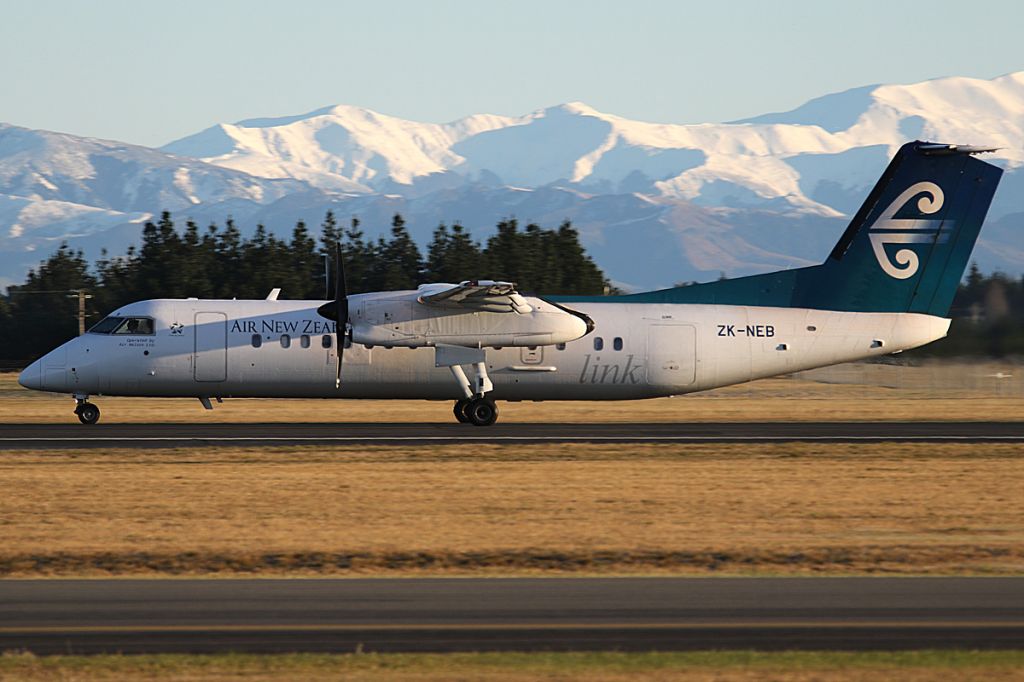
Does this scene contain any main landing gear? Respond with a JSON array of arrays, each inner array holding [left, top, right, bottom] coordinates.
[[454, 396, 498, 426], [435, 344, 499, 426], [74, 398, 100, 425]]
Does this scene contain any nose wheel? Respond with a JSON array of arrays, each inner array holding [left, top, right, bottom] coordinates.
[[75, 401, 100, 425], [454, 397, 498, 426]]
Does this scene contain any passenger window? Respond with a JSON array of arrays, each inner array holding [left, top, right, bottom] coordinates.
[[322, 335, 332, 348], [300, 334, 311, 348], [594, 337, 604, 351], [280, 334, 291, 349], [251, 334, 262, 348], [613, 337, 623, 351], [556, 343, 566, 351]]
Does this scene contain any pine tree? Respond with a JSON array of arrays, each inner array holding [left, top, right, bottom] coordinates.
[[484, 218, 521, 283], [317, 210, 342, 298], [551, 219, 607, 295], [289, 219, 320, 299], [320, 210, 341, 256], [446, 223, 483, 281], [518, 222, 548, 292], [424, 222, 483, 283], [241, 224, 294, 299], [378, 213, 423, 290], [215, 218, 244, 298], [94, 245, 139, 312], [341, 217, 373, 294], [425, 222, 451, 282], [179, 219, 215, 299], [135, 211, 188, 298]]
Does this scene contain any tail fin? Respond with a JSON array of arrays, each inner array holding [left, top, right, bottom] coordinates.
[[554, 141, 1002, 316], [810, 141, 1002, 315]]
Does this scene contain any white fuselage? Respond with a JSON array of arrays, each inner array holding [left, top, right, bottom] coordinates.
[[21, 297, 951, 401]]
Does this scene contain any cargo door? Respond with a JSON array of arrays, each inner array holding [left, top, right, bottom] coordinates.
[[194, 312, 227, 382], [646, 324, 696, 387]]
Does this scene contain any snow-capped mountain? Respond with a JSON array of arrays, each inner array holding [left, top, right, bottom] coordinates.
[[161, 73, 1024, 218], [0, 123, 333, 281], [1, 71, 1023, 290], [162, 105, 519, 193]]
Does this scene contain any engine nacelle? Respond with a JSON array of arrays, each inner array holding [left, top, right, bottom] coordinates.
[[348, 291, 589, 348]]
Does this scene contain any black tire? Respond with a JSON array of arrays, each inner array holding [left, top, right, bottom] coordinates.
[[77, 403, 100, 425], [466, 398, 498, 427], [453, 399, 472, 424]]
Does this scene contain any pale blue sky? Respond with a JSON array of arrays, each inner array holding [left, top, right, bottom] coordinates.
[[1, 0, 1021, 147]]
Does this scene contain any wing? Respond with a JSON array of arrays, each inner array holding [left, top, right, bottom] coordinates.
[[417, 280, 533, 314]]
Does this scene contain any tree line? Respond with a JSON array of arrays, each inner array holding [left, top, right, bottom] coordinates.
[[0, 211, 611, 367], [913, 263, 1024, 358], [2, 210, 1022, 367]]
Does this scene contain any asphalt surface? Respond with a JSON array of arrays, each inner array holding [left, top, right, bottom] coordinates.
[[1, 421, 1023, 448], [2, 578, 1023, 654]]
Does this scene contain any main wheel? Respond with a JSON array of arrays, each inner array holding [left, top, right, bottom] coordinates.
[[76, 403, 100, 425], [466, 398, 498, 427], [453, 399, 472, 424]]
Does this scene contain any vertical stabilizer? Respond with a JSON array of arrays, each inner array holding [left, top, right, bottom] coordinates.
[[811, 141, 1002, 315], [555, 141, 1003, 316]]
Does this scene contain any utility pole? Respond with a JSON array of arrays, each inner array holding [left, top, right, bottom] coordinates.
[[10, 289, 94, 335], [66, 290, 93, 335], [323, 253, 330, 299]]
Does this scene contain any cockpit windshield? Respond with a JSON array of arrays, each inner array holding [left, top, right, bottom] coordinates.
[[88, 316, 155, 335]]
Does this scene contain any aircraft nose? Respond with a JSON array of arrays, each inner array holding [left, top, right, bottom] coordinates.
[[18, 358, 43, 391]]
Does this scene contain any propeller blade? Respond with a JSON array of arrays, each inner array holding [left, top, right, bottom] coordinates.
[[334, 243, 348, 388], [314, 244, 349, 388]]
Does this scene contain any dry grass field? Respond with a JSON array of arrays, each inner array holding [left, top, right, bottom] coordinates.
[[3, 651, 1024, 682], [3, 359, 1023, 424], [2, 360, 1022, 578], [2, 441, 1023, 576]]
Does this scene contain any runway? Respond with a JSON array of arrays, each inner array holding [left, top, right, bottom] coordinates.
[[0, 421, 1022, 448], [2, 578, 1023, 654]]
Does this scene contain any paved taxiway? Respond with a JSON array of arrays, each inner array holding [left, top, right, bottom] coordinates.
[[2, 578, 1023, 654], [1, 421, 1023, 448]]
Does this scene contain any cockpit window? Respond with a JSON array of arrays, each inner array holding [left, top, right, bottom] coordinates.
[[89, 316, 155, 335], [88, 316, 125, 334]]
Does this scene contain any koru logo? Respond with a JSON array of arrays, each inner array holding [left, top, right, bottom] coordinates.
[[169, 322, 184, 335], [868, 181, 949, 279]]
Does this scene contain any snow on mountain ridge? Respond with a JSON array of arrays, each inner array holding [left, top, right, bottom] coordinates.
[[162, 71, 1024, 216], [164, 104, 523, 192]]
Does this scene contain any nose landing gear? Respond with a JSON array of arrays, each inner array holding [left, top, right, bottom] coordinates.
[[74, 399, 100, 425]]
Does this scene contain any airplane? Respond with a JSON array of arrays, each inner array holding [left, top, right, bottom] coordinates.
[[18, 141, 1003, 426]]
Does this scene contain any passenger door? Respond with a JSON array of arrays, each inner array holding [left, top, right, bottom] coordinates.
[[194, 312, 228, 382]]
